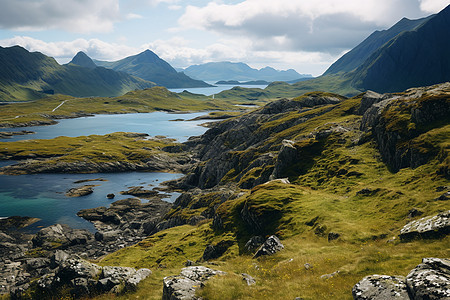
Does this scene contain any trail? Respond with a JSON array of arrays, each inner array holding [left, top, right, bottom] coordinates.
[[52, 100, 67, 112]]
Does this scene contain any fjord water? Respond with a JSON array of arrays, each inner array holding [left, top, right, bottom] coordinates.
[[0, 111, 212, 231], [169, 82, 268, 95], [0, 111, 214, 142]]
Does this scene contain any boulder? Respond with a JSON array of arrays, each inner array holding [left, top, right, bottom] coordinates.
[[162, 266, 226, 300], [253, 235, 284, 258], [107, 193, 115, 199], [32, 224, 93, 250], [244, 236, 265, 253], [241, 273, 256, 286], [406, 257, 450, 300], [399, 210, 450, 241], [352, 275, 409, 299]]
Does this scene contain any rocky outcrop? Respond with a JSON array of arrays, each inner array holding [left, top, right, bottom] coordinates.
[[34, 252, 151, 297], [352, 258, 450, 300], [406, 258, 450, 299], [182, 93, 343, 189], [77, 197, 172, 246], [32, 224, 93, 250], [65, 185, 95, 197], [0, 151, 189, 175], [120, 186, 159, 198], [399, 210, 450, 241], [162, 266, 226, 300], [360, 83, 450, 172], [0, 130, 35, 139], [352, 275, 409, 299], [253, 235, 284, 258]]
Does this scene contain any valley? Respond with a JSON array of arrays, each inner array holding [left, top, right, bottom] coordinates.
[[0, 3, 449, 300]]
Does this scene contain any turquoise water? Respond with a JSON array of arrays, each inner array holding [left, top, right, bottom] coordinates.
[[0, 111, 216, 231], [0, 172, 183, 232], [0, 111, 213, 142]]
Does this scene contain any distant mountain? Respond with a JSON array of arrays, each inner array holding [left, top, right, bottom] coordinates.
[[94, 50, 211, 88], [0, 46, 155, 101], [68, 51, 97, 69], [183, 61, 311, 82]]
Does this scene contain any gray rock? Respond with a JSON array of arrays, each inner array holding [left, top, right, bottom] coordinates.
[[66, 185, 94, 197], [241, 273, 256, 286], [399, 210, 450, 241], [50, 250, 70, 269], [253, 235, 284, 258], [32, 224, 93, 249], [162, 266, 226, 300], [321, 271, 340, 280], [245, 236, 265, 253], [352, 275, 409, 299], [406, 257, 450, 300]]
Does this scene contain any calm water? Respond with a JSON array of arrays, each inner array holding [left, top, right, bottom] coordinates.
[[0, 111, 215, 231], [0, 111, 213, 142], [0, 172, 183, 231], [169, 82, 268, 96]]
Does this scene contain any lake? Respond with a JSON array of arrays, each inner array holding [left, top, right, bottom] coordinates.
[[0, 111, 213, 231], [169, 82, 268, 96], [0, 111, 215, 143]]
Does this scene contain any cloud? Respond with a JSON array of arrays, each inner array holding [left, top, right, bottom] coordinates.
[[419, 0, 450, 13], [178, 0, 431, 54], [0, 0, 120, 33], [0, 36, 137, 62], [126, 13, 144, 20]]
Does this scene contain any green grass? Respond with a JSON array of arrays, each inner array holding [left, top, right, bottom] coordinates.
[[0, 86, 240, 127], [0, 132, 182, 174]]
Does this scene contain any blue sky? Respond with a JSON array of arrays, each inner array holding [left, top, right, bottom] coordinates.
[[0, 0, 448, 76]]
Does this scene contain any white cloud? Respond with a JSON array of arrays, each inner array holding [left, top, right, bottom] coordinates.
[[0, 0, 120, 33], [149, 0, 181, 6], [0, 36, 138, 62], [126, 13, 144, 20], [419, 0, 450, 13], [178, 0, 428, 54]]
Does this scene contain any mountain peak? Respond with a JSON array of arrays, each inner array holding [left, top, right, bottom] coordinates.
[[69, 51, 97, 69]]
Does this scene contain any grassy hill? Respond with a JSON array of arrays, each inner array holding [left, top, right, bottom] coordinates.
[[0, 46, 155, 102], [92, 83, 449, 300]]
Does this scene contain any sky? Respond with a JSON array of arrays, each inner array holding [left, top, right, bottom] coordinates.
[[0, 0, 448, 76]]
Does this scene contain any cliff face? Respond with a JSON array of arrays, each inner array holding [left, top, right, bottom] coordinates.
[[360, 83, 450, 174]]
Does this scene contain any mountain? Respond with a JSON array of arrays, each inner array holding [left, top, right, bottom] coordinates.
[[68, 51, 97, 69], [260, 4, 450, 97], [94, 50, 211, 88], [350, 5, 450, 93], [324, 15, 433, 75], [0, 46, 155, 101], [183, 61, 311, 82]]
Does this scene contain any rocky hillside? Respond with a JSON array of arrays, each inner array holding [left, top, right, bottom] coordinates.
[[0, 83, 448, 299]]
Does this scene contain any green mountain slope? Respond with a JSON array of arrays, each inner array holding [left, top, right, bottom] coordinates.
[[0, 46, 155, 102], [95, 50, 212, 88], [183, 61, 310, 82]]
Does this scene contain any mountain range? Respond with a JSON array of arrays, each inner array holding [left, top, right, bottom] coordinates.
[[286, 4, 450, 95], [182, 61, 311, 82], [94, 50, 211, 88], [0, 46, 155, 102]]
